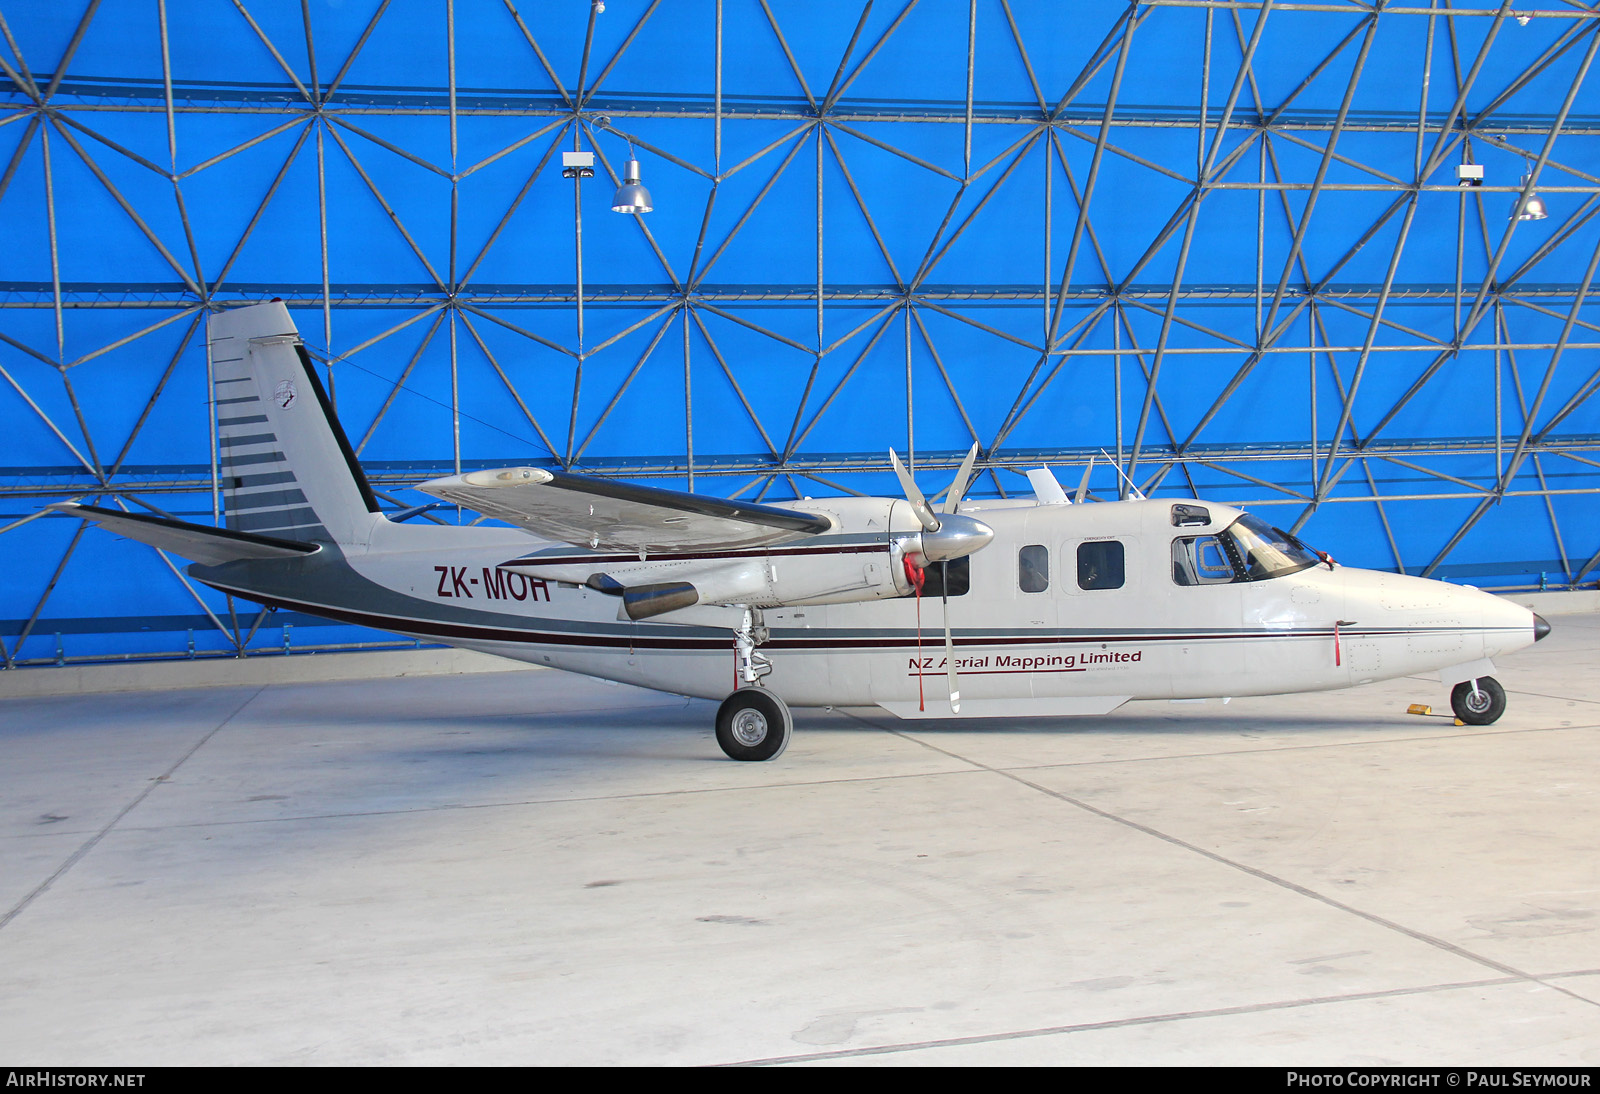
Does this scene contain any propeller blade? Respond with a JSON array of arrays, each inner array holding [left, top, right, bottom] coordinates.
[[942, 572, 960, 714], [1074, 456, 1094, 504], [888, 448, 941, 532], [943, 443, 979, 515]]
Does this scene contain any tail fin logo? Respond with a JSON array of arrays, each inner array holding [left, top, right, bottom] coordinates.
[[274, 379, 298, 409]]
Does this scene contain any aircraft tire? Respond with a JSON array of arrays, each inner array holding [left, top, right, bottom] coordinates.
[[715, 688, 792, 761], [1451, 677, 1506, 725]]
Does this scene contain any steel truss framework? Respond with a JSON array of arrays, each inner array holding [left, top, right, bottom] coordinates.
[[1, 0, 1599, 665]]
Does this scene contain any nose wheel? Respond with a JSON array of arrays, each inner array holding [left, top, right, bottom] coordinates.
[[1451, 677, 1506, 725], [716, 687, 793, 761]]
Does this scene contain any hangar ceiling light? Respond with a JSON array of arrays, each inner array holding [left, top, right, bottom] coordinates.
[[612, 158, 653, 215], [1512, 175, 1550, 222]]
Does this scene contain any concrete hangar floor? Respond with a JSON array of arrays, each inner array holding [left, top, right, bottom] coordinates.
[[0, 605, 1597, 1067]]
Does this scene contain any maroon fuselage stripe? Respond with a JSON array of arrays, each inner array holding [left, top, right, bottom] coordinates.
[[201, 581, 1515, 654]]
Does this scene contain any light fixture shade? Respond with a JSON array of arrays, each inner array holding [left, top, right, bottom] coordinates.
[[612, 158, 652, 213], [1512, 174, 1548, 221]]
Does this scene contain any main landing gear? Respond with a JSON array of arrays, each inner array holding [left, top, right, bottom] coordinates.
[[1451, 677, 1506, 726], [715, 608, 792, 761], [716, 688, 792, 761]]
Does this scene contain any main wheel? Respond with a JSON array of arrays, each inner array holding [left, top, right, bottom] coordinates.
[[1451, 677, 1506, 725], [715, 688, 792, 761]]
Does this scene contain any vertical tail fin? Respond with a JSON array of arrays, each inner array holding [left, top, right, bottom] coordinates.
[[207, 301, 381, 546]]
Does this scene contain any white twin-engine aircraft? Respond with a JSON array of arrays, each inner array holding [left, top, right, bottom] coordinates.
[[55, 302, 1549, 761]]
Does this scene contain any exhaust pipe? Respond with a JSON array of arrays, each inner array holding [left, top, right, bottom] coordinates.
[[623, 581, 699, 620]]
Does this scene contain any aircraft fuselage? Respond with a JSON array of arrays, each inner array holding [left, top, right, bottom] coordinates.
[[190, 495, 1541, 720]]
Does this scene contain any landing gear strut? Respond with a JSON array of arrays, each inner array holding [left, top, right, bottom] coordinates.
[[1451, 676, 1506, 725], [716, 609, 792, 761], [733, 608, 772, 689]]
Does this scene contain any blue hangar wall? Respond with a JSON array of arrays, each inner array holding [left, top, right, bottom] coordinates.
[[1, 1, 1598, 666]]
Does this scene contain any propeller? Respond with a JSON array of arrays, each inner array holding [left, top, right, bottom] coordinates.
[[888, 445, 992, 563], [944, 443, 980, 516], [940, 563, 959, 713], [1074, 456, 1094, 504], [888, 444, 991, 714], [888, 447, 940, 532]]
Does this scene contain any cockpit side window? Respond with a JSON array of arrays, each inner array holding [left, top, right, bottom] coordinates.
[[1172, 535, 1240, 585], [1018, 544, 1049, 593]]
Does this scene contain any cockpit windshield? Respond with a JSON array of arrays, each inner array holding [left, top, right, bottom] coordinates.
[[1222, 514, 1322, 581], [1171, 513, 1322, 585]]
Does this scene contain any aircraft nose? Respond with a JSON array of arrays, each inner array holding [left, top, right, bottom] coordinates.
[[1534, 613, 1551, 642]]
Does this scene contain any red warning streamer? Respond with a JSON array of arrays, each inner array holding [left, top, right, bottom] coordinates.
[[904, 555, 927, 712]]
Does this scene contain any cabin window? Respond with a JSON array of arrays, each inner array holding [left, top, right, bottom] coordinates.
[[1172, 535, 1240, 585], [902, 557, 970, 599], [1018, 544, 1049, 593], [1077, 540, 1124, 590]]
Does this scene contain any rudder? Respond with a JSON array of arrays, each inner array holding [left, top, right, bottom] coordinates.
[[208, 301, 381, 546]]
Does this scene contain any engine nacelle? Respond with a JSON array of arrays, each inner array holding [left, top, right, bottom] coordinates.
[[514, 547, 913, 620], [594, 549, 909, 619], [504, 495, 993, 619], [691, 548, 907, 610]]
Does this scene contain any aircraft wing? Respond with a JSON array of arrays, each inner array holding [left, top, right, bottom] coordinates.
[[415, 466, 834, 552], [51, 503, 320, 565]]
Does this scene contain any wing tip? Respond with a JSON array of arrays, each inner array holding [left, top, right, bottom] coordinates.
[[417, 466, 553, 496]]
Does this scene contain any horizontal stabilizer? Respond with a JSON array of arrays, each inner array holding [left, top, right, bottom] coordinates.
[[51, 503, 320, 566], [417, 466, 834, 552]]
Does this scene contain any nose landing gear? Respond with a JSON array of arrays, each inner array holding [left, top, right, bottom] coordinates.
[[1451, 677, 1506, 725]]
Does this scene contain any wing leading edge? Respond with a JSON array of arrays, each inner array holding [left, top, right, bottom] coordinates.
[[416, 466, 834, 552]]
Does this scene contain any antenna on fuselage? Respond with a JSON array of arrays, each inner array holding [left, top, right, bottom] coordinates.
[[1100, 450, 1146, 500], [1025, 467, 1069, 505]]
